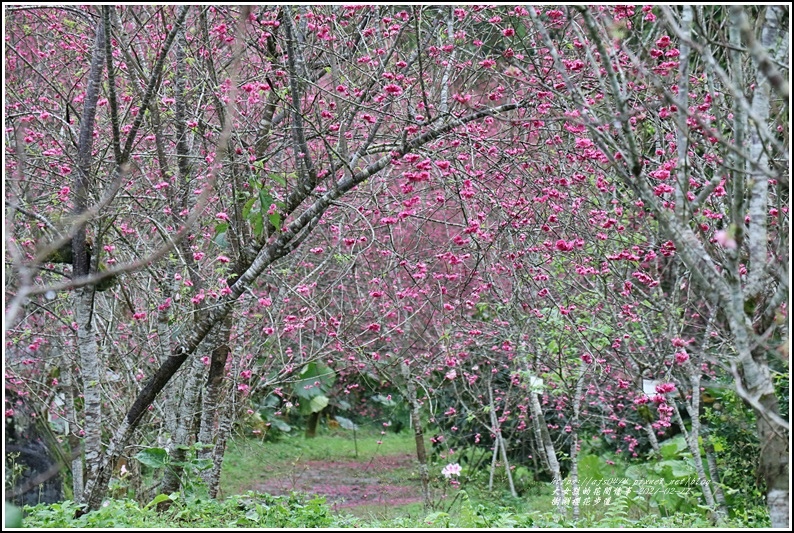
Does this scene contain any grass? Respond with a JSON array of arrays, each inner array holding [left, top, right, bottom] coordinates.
[[220, 423, 418, 497], [219, 421, 560, 524]]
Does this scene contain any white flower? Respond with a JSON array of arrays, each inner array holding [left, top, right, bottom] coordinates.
[[441, 463, 462, 478]]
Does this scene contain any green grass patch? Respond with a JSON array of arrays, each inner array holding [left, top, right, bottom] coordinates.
[[220, 425, 417, 496]]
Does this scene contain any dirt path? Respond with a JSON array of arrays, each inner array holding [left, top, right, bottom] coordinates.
[[252, 453, 424, 511]]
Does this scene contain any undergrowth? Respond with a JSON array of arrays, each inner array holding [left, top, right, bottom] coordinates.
[[20, 490, 768, 529]]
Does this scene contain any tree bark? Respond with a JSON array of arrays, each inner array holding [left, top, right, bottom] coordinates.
[[59, 350, 84, 502], [401, 362, 431, 509], [530, 391, 564, 515], [305, 411, 322, 439], [158, 352, 206, 497], [71, 13, 106, 503], [487, 385, 517, 497], [671, 402, 717, 513], [570, 363, 587, 521], [205, 402, 235, 499], [703, 432, 728, 516], [197, 312, 234, 490]]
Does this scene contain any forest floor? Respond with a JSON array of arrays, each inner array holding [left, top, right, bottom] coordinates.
[[221, 430, 431, 518], [252, 452, 424, 512]]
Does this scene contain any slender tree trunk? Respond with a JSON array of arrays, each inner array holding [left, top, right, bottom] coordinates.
[[205, 398, 235, 499], [748, 355, 789, 528], [530, 391, 564, 515], [570, 364, 586, 521], [678, 363, 718, 514], [488, 432, 498, 493], [703, 433, 728, 515], [198, 313, 234, 486], [59, 353, 84, 502], [570, 430, 579, 520], [401, 362, 431, 509], [305, 411, 322, 438], [671, 402, 717, 513], [487, 386, 516, 497], [159, 353, 206, 496], [71, 15, 106, 504], [731, 303, 788, 528], [644, 423, 660, 453], [498, 435, 517, 498], [203, 311, 243, 498], [75, 289, 102, 497], [155, 260, 180, 439]]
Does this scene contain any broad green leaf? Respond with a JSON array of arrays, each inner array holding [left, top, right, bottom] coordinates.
[[659, 435, 688, 460], [5, 503, 23, 528], [213, 229, 228, 249], [653, 459, 696, 478], [270, 418, 292, 432], [259, 190, 274, 213], [268, 213, 281, 231], [192, 458, 213, 471], [624, 464, 646, 480], [145, 493, 172, 509], [269, 173, 287, 187], [309, 394, 329, 413], [250, 212, 264, 237], [135, 447, 168, 469], [334, 415, 358, 431], [243, 196, 257, 220], [293, 362, 336, 399]]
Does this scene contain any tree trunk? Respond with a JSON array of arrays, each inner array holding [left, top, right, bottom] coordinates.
[[202, 311, 242, 498], [305, 411, 322, 438], [205, 397, 235, 499], [487, 385, 516, 497], [74, 289, 102, 499], [59, 349, 84, 503], [401, 362, 431, 509], [570, 364, 586, 521], [530, 391, 564, 515], [198, 313, 234, 488], [751, 366, 789, 528], [676, 362, 718, 515], [671, 402, 717, 513], [644, 423, 660, 454], [703, 433, 728, 515], [70, 12, 106, 505], [488, 432, 498, 493], [159, 352, 206, 497]]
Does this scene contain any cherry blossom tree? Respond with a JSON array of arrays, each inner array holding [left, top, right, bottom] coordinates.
[[523, 5, 788, 526], [4, 5, 787, 524]]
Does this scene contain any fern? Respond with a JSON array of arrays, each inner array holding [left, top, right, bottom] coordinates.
[[598, 486, 632, 527]]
